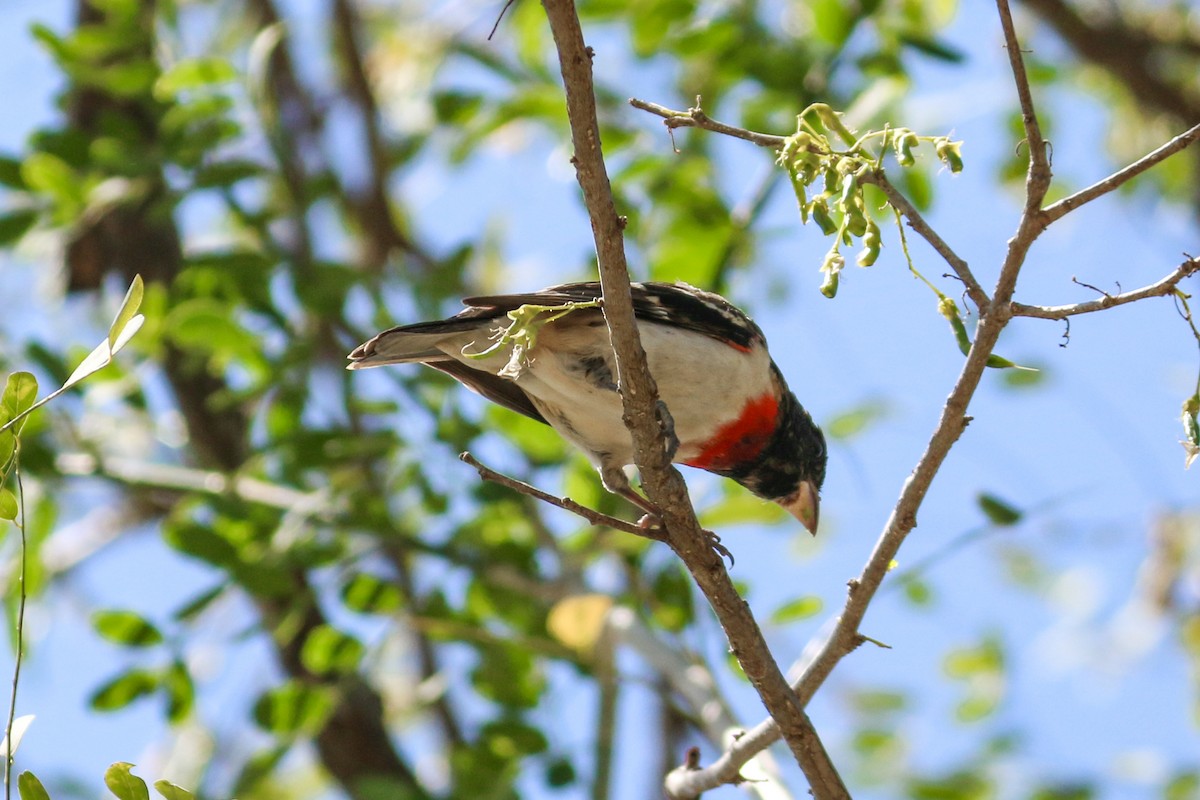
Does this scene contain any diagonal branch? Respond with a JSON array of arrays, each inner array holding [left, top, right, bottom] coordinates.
[[1012, 257, 1200, 319], [459, 451, 660, 537], [1041, 122, 1200, 226], [541, 2, 848, 797], [629, 97, 991, 311]]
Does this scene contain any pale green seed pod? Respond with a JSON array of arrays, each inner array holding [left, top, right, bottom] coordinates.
[[857, 218, 881, 266]]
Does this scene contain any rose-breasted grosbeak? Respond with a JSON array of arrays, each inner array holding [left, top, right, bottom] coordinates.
[[348, 282, 827, 532]]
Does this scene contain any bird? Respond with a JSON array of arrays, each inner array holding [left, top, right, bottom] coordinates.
[[347, 281, 827, 533]]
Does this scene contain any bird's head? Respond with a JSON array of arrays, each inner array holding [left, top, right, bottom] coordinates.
[[729, 382, 827, 535]]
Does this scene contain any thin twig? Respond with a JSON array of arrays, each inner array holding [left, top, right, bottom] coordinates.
[[996, 0, 1053, 210], [1041, 122, 1200, 226], [630, 97, 788, 148], [4, 461, 25, 800], [1012, 257, 1200, 319], [546, 5, 848, 797], [459, 452, 659, 538], [859, 172, 991, 310]]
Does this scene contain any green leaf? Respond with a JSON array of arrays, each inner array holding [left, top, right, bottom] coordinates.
[[698, 483, 787, 527], [153, 781, 195, 800], [0, 156, 27, 190], [898, 32, 965, 62], [154, 58, 238, 99], [341, 573, 403, 615], [253, 681, 336, 736], [171, 582, 228, 622], [825, 399, 888, 440], [2, 372, 39, 436], [545, 758, 577, 788], [944, 638, 1004, 678], [0, 209, 38, 246], [0, 489, 17, 521], [93, 609, 164, 647], [480, 719, 549, 757], [18, 772, 50, 800], [109, 274, 144, 352], [163, 521, 240, 567], [163, 298, 258, 363], [851, 690, 908, 714], [299, 625, 365, 677], [901, 577, 934, 606], [810, 0, 854, 45], [956, 693, 999, 722], [90, 669, 159, 711], [61, 315, 145, 393], [20, 152, 81, 211], [976, 493, 1022, 526], [104, 763, 150, 800], [771, 595, 825, 623], [163, 660, 194, 723]]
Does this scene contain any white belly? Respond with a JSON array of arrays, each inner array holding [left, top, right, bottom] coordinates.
[[443, 316, 775, 469]]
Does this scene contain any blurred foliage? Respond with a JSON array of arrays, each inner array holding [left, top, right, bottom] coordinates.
[[0, 0, 1196, 798]]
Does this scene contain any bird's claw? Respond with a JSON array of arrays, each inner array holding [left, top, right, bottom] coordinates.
[[640, 513, 734, 567], [705, 529, 735, 567], [655, 399, 680, 460]]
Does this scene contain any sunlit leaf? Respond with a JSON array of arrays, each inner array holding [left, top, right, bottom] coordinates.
[[154, 781, 195, 800], [105, 763, 150, 800], [90, 669, 159, 711], [825, 399, 889, 441], [18, 772, 50, 800], [92, 609, 164, 647], [0, 715, 35, 757], [0, 209, 38, 245], [253, 681, 336, 736], [547, 594, 612, 654], [163, 660, 194, 723], [299, 625, 365, 677], [770, 595, 824, 624], [0, 489, 17, 521], [341, 572, 403, 615], [108, 274, 144, 351], [154, 57, 237, 99]]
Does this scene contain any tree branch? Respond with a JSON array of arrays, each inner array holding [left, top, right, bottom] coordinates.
[[629, 97, 788, 148], [542, 3, 848, 796], [624, 7, 1198, 792], [1012, 257, 1200, 318], [629, 97, 991, 311], [996, 0, 1053, 210], [459, 451, 660, 537], [1041, 122, 1200, 226]]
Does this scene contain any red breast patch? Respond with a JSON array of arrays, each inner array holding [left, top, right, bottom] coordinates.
[[683, 392, 779, 471]]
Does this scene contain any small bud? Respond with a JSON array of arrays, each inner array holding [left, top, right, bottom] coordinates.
[[811, 199, 839, 236], [935, 138, 964, 173], [856, 218, 881, 266], [820, 269, 840, 298], [894, 130, 918, 167]]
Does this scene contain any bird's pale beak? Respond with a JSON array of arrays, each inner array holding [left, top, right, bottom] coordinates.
[[780, 480, 821, 535]]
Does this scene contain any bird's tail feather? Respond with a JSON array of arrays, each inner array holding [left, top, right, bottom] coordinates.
[[347, 327, 463, 369]]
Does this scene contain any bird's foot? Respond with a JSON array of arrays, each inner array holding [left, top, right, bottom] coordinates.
[[703, 529, 735, 567], [636, 512, 734, 567], [655, 399, 680, 460]]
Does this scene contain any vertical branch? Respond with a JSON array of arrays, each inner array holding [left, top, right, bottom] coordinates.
[[997, 0, 1053, 210], [538, 1, 848, 796], [3, 463, 26, 800]]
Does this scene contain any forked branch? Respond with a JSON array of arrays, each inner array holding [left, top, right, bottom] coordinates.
[[542, 1, 848, 796]]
